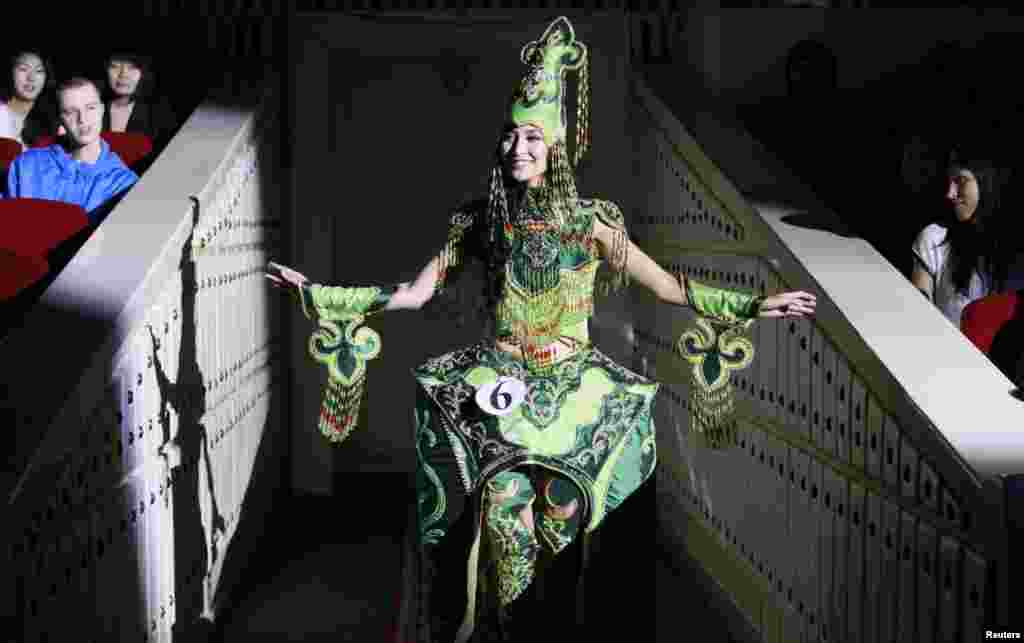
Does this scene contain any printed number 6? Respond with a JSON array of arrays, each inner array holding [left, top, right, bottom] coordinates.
[[476, 376, 525, 416], [490, 378, 513, 411]]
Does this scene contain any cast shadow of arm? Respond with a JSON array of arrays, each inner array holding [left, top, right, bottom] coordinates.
[[145, 224, 228, 567]]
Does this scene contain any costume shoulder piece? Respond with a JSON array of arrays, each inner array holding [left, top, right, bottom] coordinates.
[[579, 197, 630, 294], [423, 199, 492, 328], [591, 198, 626, 230], [436, 198, 488, 295]]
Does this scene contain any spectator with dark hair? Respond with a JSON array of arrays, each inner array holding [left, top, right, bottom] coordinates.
[[5, 77, 137, 221], [0, 50, 59, 147], [102, 52, 177, 149], [912, 148, 1011, 327]]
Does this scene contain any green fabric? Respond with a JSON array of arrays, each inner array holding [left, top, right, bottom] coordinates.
[[482, 469, 584, 609], [296, 283, 396, 444], [414, 195, 652, 543], [413, 342, 658, 541], [298, 191, 656, 636], [300, 283, 396, 321], [508, 16, 587, 146], [484, 471, 540, 607], [677, 316, 755, 449], [684, 277, 764, 324], [414, 344, 656, 640], [308, 318, 381, 388], [493, 195, 606, 357]]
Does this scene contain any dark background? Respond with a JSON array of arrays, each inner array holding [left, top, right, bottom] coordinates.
[[736, 31, 1023, 280]]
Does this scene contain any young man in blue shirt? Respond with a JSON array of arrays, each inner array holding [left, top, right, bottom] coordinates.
[[5, 77, 138, 222]]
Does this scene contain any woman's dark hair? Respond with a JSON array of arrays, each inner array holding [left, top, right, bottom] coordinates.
[[2, 49, 57, 100], [941, 149, 1012, 294], [435, 140, 560, 332], [2, 49, 59, 145], [427, 138, 579, 333], [102, 52, 155, 101]]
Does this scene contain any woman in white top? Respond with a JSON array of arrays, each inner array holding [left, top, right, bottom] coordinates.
[[0, 50, 57, 147], [911, 151, 1010, 326]]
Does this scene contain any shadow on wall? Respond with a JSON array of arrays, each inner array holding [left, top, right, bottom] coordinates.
[[1, 61, 286, 643], [743, 189, 860, 239], [148, 216, 223, 638], [149, 216, 287, 640], [150, 86, 285, 641], [203, 81, 289, 635]]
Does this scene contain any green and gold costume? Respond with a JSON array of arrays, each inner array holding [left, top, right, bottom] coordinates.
[[290, 16, 763, 642]]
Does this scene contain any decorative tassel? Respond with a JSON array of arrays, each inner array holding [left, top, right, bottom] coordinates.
[[593, 201, 630, 296], [549, 142, 577, 204], [547, 142, 578, 228], [487, 164, 511, 246], [574, 55, 590, 169], [308, 317, 381, 445], [676, 317, 756, 450], [435, 230, 464, 295], [318, 374, 366, 444], [688, 382, 738, 450]]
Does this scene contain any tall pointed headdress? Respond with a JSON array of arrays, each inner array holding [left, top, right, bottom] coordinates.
[[507, 16, 590, 167], [485, 16, 592, 245]]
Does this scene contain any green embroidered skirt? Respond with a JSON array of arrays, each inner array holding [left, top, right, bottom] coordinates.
[[413, 340, 659, 549], [413, 341, 658, 640]]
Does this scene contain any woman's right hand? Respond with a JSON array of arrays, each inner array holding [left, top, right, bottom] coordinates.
[[265, 261, 310, 292]]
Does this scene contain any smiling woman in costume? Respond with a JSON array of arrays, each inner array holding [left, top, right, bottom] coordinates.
[[266, 16, 815, 642]]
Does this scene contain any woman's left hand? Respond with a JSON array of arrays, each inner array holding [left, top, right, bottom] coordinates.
[[758, 291, 817, 319], [265, 261, 309, 291]]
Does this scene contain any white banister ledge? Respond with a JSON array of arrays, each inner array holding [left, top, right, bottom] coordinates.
[[760, 201, 1024, 480], [632, 68, 1024, 487], [4, 101, 261, 507]]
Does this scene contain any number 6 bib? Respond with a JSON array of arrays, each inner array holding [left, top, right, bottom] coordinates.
[[475, 376, 526, 416]]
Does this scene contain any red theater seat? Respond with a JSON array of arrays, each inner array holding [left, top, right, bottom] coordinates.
[[31, 135, 55, 148], [961, 291, 1023, 354], [101, 131, 153, 167], [0, 199, 89, 257], [0, 137, 22, 169], [31, 132, 152, 167], [0, 249, 49, 301]]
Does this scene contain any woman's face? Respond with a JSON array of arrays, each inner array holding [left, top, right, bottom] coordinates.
[[107, 60, 143, 98], [501, 123, 548, 187], [947, 168, 981, 223], [12, 53, 46, 102]]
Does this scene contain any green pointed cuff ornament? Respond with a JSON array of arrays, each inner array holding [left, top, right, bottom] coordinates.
[[299, 283, 396, 321], [676, 317, 755, 449], [675, 274, 762, 449], [296, 283, 396, 444], [683, 275, 764, 324]]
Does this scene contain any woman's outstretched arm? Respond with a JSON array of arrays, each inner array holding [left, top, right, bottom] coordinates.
[[266, 200, 481, 317], [384, 256, 441, 311], [592, 216, 816, 319], [265, 253, 442, 313]]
